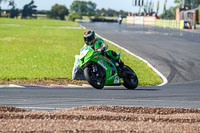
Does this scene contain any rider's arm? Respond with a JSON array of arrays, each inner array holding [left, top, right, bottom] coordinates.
[[94, 38, 108, 52]]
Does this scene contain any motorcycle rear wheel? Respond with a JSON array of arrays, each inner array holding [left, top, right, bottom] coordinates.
[[84, 64, 105, 89], [123, 65, 138, 89]]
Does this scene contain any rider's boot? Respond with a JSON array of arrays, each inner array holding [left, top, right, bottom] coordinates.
[[117, 59, 125, 77], [119, 59, 125, 69]]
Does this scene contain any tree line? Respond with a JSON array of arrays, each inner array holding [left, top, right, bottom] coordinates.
[[0, 0, 37, 18], [0, 0, 128, 21]]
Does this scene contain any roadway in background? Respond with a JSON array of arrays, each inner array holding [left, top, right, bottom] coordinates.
[[80, 22, 200, 84]]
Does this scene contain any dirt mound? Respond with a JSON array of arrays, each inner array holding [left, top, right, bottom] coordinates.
[[0, 78, 87, 86], [0, 105, 200, 132]]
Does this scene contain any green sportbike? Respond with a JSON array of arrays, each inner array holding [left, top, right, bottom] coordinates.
[[78, 46, 138, 89]]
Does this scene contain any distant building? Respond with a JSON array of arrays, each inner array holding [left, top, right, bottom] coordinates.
[[176, 0, 200, 24]]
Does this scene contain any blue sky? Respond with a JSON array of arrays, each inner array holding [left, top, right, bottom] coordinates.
[[1, 0, 176, 15]]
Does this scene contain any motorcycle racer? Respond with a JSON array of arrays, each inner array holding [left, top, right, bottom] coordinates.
[[83, 30, 125, 71]]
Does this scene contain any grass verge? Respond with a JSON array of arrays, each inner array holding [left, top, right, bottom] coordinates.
[[0, 18, 162, 86], [0, 18, 79, 27]]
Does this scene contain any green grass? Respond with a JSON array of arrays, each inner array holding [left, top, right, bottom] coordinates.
[[0, 18, 79, 27], [0, 18, 162, 86], [0, 18, 83, 79], [107, 45, 162, 86]]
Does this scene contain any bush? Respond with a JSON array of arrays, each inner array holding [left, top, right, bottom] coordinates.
[[68, 12, 82, 21], [48, 4, 68, 20]]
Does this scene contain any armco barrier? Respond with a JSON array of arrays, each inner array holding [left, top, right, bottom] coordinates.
[[144, 17, 156, 25], [127, 16, 135, 24], [155, 19, 184, 29], [135, 16, 144, 24], [127, 16, 185, 29], [127, 16, 155, 25]]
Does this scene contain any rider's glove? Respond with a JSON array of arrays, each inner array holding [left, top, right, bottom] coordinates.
[[96, 48, 105, 53], [96, 48, 102, 52]]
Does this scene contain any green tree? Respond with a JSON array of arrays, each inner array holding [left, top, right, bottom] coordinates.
[[8, 0, 19, 18], [95, 8, 128, 18], [87, 1, 96, 17], [94, 8, 105, 19], [105, 9, 118, 17], [157, 0, 160, 14], [0, 0, 7, 3], [174, 0, 182, 7], [70, 0, 96, 16], [96, 8, 106, 16], [174, 0, 181, 4], [48, 4, 69, 20], [160, 0, 184, 19], [163, 0, 167, 15], [21, 0, 37, 19], [161, 6, 176, 19], [70, 1, 87, 14], [119, 10, 128, 17]]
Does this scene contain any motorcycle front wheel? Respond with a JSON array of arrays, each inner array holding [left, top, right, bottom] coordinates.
[[84, 64, 105, 89], [123, 65, 138, 89]]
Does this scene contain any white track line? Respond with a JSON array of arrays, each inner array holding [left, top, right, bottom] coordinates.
[[81, 25, 168, 86]]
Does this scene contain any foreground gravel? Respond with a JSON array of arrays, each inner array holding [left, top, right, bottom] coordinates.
[[0, 78, 87, 86], [0, 105, 200, 132]]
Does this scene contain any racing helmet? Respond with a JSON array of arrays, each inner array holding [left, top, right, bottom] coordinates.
[[84, 30, 95, 45]]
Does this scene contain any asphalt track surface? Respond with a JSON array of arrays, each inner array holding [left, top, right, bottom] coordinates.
[[1, 23, 200, 110], [81, 23, 200, 84]]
